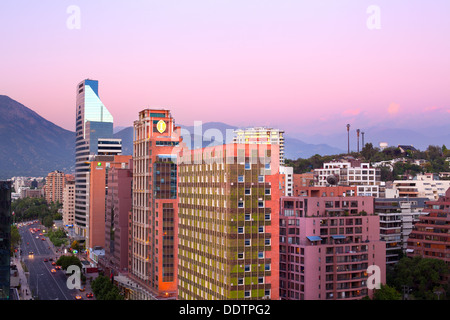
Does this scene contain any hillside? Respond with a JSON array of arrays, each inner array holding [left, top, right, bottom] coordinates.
[[0, 95, 75, 179]]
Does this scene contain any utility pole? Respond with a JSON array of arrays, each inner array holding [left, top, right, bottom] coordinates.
[[361, 132, 365, 149], [356, 129, 360, 153], [346, 124, 350, 154]]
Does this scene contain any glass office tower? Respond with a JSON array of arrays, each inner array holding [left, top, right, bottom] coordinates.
[[74, 79, 114, 238]]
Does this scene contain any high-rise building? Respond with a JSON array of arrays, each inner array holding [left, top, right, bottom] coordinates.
[[406, 188, 450, 264], [105, 160, 133, 273], [44, 170, 66, 204], [177, 143, 280, 300], [62, 180, 75, 227], [130, 109, 182, 300], [279, 191, 385, 300], [233, 127, 285, 165], [74, 79, 114, 238], [0, 181, 12, 300], [86, 155, 131, 253]]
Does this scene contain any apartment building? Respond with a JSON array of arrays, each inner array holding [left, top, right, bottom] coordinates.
[[388, 173, 450, 201], [314, 159, 382, 197], [177, 143, 280, 300], [44, 170, 66, 204], [406, 188, 450, 264], [279, 192, 385, 300], [279, 166, 293, 197], [374, 197, 428, 265], [62, 180, 75, 227]]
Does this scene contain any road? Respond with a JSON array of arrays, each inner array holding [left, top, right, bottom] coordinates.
[[18, 222, 88, 300]]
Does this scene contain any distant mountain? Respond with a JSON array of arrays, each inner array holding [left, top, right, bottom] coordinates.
[[115, 121, 345, 160], [0, 95, 75, 179], [296, 125, 450, 152]]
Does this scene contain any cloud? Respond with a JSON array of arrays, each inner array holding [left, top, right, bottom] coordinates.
[[342, 108, 361, 116], [387, 102, 400, 115]]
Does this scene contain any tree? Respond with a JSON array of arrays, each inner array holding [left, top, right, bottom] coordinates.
[[389, 256, 449, 300], [372, 284, 402, 300], [91, 275, 124, 300], [56, 255, 82, 270]]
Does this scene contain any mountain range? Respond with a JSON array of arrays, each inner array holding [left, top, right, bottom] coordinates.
[[1, 95, 448, 179]]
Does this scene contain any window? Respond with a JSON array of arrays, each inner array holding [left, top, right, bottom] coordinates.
[[245, 291, 251, 298], [245, 214, 251, 221], [258, 201, 264, 208], [238, 278, 244, 285], [258, 226, 264, 233], [245, 265, 251, 272], [238, 175, 244, 182], [265, 264, 271, 271], [238, 252, 244, 259], [265, 188, 271, 195], [258, 175, 264, 183], [245, 162, 251, 170], [258, 277, 264, 284], [265, 239, 271, 246], [265, 213, 271, 220], [238, 227, 244, 234], [245, 239, 251, 246], [238, 201, 244, 208], [258, 252, 264, 259], [245, 188, 251, 195]]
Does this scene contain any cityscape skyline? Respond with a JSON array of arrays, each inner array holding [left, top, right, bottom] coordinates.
[[1, 1, 449, 137]]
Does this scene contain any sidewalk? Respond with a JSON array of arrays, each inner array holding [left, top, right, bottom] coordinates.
[[13, 257, 33, 300]]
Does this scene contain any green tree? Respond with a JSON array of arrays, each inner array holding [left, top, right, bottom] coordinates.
[[56, 255, 82, 270], [390, 256, 449, 300], [372, 284, 402, 300], [91, 275, 123, 300]]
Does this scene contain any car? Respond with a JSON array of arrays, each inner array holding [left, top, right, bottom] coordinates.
[[41, 238, 46, 241], [75, 295, 83, 300], [51, 261, 56, 266], [55, 265, 61, 270], [86, 293, 94, 298], [79, 287, 86, 292], [28, 251, 34, 255], [43, 258, 48, 262], [35, 236, 39, 239], [51, 269, 56, 273]]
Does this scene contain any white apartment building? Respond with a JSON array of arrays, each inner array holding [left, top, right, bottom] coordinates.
[[314, 160, 382, 197], [389, 173, 450, 200], [279, 166, 293, 196], [233, 127, 285, 165]]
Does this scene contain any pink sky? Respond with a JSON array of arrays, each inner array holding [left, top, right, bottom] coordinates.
[[0, 0, 449, 136]]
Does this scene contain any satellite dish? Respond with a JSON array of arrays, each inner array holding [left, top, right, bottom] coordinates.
[[326, 174, 339, 185]]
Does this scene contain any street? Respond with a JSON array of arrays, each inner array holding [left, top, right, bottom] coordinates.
[[17, 221, 93, 300]]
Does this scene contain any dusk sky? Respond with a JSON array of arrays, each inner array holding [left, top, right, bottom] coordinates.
[[1, 0, 449, 137]]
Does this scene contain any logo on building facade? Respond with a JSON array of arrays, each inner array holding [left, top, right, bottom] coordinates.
[[157, 120, 167, 133]]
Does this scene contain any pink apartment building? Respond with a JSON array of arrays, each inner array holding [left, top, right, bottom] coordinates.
[[279, 192, 385, 300]]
